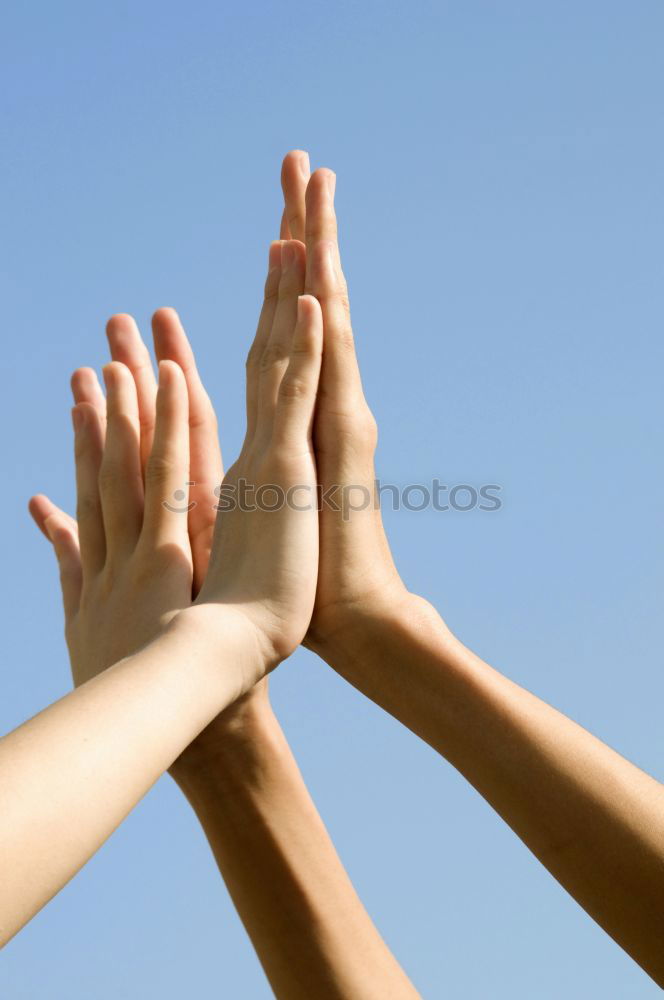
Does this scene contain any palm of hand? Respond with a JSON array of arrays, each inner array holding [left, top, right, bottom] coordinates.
[[66, 550, 193, 686]]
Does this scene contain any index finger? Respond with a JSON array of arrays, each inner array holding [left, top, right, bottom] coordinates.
[[304, 168, 340, 279], [280, 149, 310, 243], [106, 313, 158, 469], [152, 308, 222, 592]]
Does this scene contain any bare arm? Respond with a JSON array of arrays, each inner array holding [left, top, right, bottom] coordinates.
[[171, 693, 420, 1000], [31, 237, 419, 997], [122, 220, 418, 998], [0, 605, 257, 946], [9, 272, 324, 944], [310, 595, 664, 986], [293, 156, 664, 986]]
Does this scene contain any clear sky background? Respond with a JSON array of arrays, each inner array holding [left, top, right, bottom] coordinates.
[[1, 2, 663, 996]]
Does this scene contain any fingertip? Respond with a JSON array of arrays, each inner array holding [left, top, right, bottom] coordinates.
[[280, 239, 306, 272], [282, 149, 311, 180], [268, 240, 284, 271], [296, 295, 324, 353], [70, 366, 101, 401], [157, 357, 183, 385], [28, 493, 49, 525], [307, 167, 335, 201], [106, 312, 138, 339], [321, 168, 336, 198], [101, 360, 130, 389], [101, 362, 115, 390], [106, 312, 136, 329], [152, 307, 180, 330], [297, 293, 321, 319], [151, 309, 196, 369]]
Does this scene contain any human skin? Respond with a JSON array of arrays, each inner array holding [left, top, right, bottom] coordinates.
[[2, 269, 324, 947], [172, 698, 420, 1000], [278, 153, 664, 987], [27, 227, 418, 997], [19, 150, 664, 987]]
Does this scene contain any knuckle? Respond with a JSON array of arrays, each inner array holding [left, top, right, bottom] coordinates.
[[74, 435, 89, 462], [277, 281, 298, 302], [288, 209, 305, 231], [309, 217, 338, 242], [331, 277, 351, 315], [145, 453, 177, 486], [259, 341, 288, 375], [279, 376, 310, 401], [263, 272, 280, 300], [333, 318, 356, 352], [245, 342, 261, 372], [290, 336, 313, 358], [324, 401, 377, 451], [359, 408, 379, 450], [189, 399, 217, 434], [76, 493, 100, 523], [338, 290, 351, 317]]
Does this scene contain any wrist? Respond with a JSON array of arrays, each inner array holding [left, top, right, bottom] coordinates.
[[169, 694, 283, 787], [174, 602, 275, 695], [307, 588, 450, 668]]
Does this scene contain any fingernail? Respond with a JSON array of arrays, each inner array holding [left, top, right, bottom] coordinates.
[[71, 406, 85, 432], [326, 171, 336, 199], [298, 152, 310, 179], [281, 242, 295, 270]]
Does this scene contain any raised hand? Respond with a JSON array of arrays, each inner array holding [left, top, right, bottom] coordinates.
[[195, 247, 323, 674], [30, 359, 194, 685], [31, 243, 322, 699], [281, 152, 664, 988], [279, 151, 415, 655], [7, 238, 325, 944], [102, 306, 221, 597]]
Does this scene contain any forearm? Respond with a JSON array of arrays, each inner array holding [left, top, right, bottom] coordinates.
[[310, 594, 664, 986], [0, 605, 254, 945], [171, 701, 420, 1000]]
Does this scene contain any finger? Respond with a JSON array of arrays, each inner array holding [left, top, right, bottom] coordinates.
[[29, 493, 78, 542], [71, 367, 107, 428], [106, 313, 158, 469], [29, 494, 82, 620], [72, 401, 106, 575], [245, 240, 283, 443], [272, 295, 323, 451], [152, 308, 222, 588], [307, 238, 364, 404], [304, 168, 339, 275], [140, 360, 191, 550], [281, 149, 310, 243], [303, 169, 364, 402], [279, 207, 291, 240], [152, 308, 222, 491], [256, 240, 306, 438], [99, 362, 143, 558]]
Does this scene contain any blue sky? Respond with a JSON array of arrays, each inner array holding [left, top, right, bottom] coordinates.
[[1, 2, 663, 996]]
